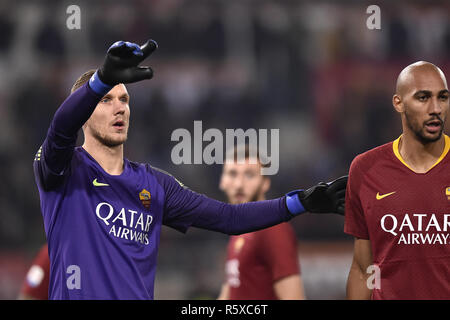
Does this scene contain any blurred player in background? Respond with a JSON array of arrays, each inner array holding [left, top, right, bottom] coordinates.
[[33, 39, 347, 299], [345, 61, 450, 299], [218, 145, 305, 300], [18, 244, 49, 300]]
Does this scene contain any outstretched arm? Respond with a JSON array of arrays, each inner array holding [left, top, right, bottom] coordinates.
[[33, 82, 105, 190], [153, 166, 347, 234], [34, 40, 157, 190]]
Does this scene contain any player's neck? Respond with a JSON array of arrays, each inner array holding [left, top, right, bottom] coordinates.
[[82, 137, 125, 176], [398, 132, 446, 173]]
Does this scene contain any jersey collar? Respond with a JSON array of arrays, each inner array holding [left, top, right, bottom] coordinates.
[[392, 134, 450, 174]]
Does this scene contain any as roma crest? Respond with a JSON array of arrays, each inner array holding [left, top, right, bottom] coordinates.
[[139, 189, 151, 209]]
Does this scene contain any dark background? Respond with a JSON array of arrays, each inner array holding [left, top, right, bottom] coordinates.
[[0, 0, 449, 299]]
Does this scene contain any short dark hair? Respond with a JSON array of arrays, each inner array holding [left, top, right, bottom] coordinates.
[[71, 69, 97, 93]]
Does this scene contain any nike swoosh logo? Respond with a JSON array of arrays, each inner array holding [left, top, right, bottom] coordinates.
[[376, 191, 396, 200], [93, 178, 109, 187]]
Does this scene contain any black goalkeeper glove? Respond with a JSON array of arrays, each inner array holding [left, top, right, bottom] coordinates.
[[286, 176, 348, 216], [89, 39, 158, 95]]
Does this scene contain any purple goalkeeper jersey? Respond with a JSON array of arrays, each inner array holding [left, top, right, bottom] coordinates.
[[33, 82, 294, 300]]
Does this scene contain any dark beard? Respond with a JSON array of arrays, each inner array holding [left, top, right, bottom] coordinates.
[[404, 110, 443, 144]]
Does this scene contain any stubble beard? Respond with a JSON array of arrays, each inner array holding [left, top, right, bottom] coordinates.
[[404, 109, 443, 145], [88, 124, 128, 148]]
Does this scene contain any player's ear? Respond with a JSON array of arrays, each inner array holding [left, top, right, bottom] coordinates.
[[393, 94, 404, 113], [261, 176, 271, 194]]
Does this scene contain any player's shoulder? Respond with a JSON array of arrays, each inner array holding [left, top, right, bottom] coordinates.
[[124, 158, 148, 172], [128, 161, 188, 190], [73, 146, 97, 164], [351, 140, 394, 172], [124, 159, 163, 180]]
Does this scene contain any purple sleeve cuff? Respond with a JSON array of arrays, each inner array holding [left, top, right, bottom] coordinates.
[[285, 190, 306, 215], [88, 70, 113, 96]]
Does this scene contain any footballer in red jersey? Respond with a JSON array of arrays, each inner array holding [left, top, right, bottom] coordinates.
[[218, 145, 305, 300], [345, 61, 450, 299], [223, 223, 301, 300], [18, 244, 50, 300]]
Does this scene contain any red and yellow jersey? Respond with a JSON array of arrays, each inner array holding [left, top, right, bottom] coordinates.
[[225, 222, 300, 300], [345, 135, 450, 299]]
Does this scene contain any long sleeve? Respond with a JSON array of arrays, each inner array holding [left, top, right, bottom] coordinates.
[[191, 196, 292, 235], [33, 82, 103, 190], [152, 166, 294, 235]]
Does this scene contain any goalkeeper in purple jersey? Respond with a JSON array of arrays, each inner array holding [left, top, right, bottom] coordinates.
[[33, 39, 347, 300]]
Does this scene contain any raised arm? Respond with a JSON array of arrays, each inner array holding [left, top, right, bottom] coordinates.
[[34, 40, 157, 190], [33, 81, 104, 190]]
